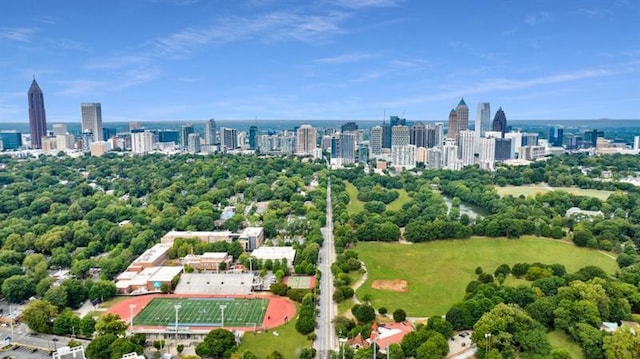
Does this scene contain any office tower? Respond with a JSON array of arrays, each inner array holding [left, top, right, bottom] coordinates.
[[443, 139, 459, 170], [505, 132, 522, 158], [634, 136, 640, 150], [103, 127, 116, 141], [390, 116, 406, 126], [188, 133, 201, 153], [548, 126, 564, 147], [427, 147, 443, 169], [492, 107, 507, 138], [28, 78, 47, 149], [382, 122, 392, 149], [221, 127, 238, 150], [479, 137, 496, 171], [434, 122, 444, 147], [81, 103, 103, 143], [391, 125, 410, 146], [447, 109, 458, 139], [295, 124, 317, 155], [0, 131, 22, 150], [129, 121, 141, 132], [583, 129, 604, 148], [370, 125, 383, 155], [321, 135, 332, 150], [425, 125, 436, 148], [341, 122, 358, 132], [458, 130, 475, 166], [494, 138, 512, 161], [179, 124, 194, 148], [415, 146, 428, 164], [52, 123, 67, 136], [204, 119, 216, 145], [358, 144, 369, 163], [131, 131, 154, 154], [249, 125, 258, 150], [331, 133, 356, 166], [56, 134, 74, 150], [410, 122, 426, 147], [392, 145, 416, 169], [456, 98, 469, 133], [279, 134, 294, 154], [521, 133, 539, 146], [474, 102, 491, 153], [156, 130, 179, 143]]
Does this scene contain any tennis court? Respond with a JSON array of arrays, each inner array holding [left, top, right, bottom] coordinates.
[[133, 297, 268, 327], [284, 276, 315, 289]]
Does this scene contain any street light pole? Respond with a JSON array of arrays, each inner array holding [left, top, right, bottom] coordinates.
[[220, 305, 227, 328], [174, 304, 181, 354], [129, 304, 136, 330]]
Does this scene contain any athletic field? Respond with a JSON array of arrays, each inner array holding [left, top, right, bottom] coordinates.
[[133, 297, 268, 327]]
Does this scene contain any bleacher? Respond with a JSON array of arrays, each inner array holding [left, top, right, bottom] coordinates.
[[174, 273, 254, 295]]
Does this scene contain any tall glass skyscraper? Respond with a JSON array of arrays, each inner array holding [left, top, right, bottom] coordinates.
[[81, 103, 103, 143], [474, 102, 491, 153], [492, 107, 508, 138], [28, 78, 47, 149]]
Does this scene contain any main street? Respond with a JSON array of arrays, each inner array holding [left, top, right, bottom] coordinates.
[[315, 177, 337, 358]]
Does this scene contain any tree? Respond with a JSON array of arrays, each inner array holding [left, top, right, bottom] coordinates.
[[351, 304, 376, 323], [44, 285, 69, 310], [53, 309, 81, 336], [95, 313, 128, 336], [60, 278, 87, 309], [195, 329, 238, 358], [603, 326, 640, 359], [393, 308, 407, 323], [109, 338, 144, 359], [88, 280, 117, 302], [1, 275, 35, 303], [426, 316, 453, 339], [85, 334, 117, 359], [416, 333, 449, 359], [22, 300, 58, 333], [79, 315, 96, 337]]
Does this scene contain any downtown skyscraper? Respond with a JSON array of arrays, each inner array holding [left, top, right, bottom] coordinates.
[[474, 102, 491, 153], [28, 78, 47, 149], [81, 103, 103, 142]]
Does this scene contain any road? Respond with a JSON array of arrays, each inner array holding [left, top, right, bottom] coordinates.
[[0, 323, 90, 358], [315, 177, 337, 358]]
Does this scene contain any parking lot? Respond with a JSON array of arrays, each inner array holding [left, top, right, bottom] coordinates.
[[0, 345, 52, 359], [448, 330, 474, 356]]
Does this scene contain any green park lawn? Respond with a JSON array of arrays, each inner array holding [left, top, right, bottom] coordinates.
[[344, 181, 411, 214], [547, 330, 584, 358], [345, 181, 365, 214], [355, 236, 617, 317], [238, 314, 310, 358], [495, 184, 614, 200]]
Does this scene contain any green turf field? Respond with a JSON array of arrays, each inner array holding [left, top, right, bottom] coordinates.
[[285, 276, 312, 289], [355, 237, 617, 317], [133, 298, 268, 327], [345, 181, 365, 214], [495, 184, 614, 200]]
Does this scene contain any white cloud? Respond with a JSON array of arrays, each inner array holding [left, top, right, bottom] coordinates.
[[576, 8, 612, 18], [315, 52, 378, 64], [0, 27, 39, 42], [524, 11, 553, 25], [331, 0, 404, 9]]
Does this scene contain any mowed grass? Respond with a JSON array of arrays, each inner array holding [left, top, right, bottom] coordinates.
[[344, 181, 412, 214], [345, 181, 365, 214], [547, 330, 584, 358], [356, 237, 617, 317], [134, 298, 267, 327], [238, 309, 310, 358], [495, 184, 614, 200]]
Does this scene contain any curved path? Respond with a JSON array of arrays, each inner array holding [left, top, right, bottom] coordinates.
[[108, 293, 296, 331]]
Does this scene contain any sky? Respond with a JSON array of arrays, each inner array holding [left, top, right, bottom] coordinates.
[[0, 0, 639, 124]]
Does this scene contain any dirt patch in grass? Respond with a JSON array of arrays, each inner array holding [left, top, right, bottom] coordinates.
[[371, 279, 408, 292]]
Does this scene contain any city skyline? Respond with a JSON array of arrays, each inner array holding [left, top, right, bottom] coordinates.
[[1, 1, 639, 124]]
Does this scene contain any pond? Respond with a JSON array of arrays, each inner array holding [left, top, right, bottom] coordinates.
[[441, 194, 490, 220]]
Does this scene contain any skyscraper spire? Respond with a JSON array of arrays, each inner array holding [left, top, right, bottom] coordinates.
[[28, 77, 47, 149]]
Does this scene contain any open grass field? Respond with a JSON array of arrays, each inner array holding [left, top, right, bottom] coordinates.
[[355, 236, 617, 316], [386, 189, 411, 211], [547, 330, 584, 358], [238, 308, 310, 358], [133, 298, 267, 327], [345, 181, 365, 214], [495, 184, 614, 200]]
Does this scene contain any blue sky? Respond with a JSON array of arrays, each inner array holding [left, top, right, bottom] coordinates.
[[1, 0, 639, 123]]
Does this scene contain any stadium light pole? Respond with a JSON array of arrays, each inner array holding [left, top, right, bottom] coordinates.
[[220, 305, 227, 328], [128, 304, 136, 330], [174, 304, 181, 352], [485, 333, 492, 354]]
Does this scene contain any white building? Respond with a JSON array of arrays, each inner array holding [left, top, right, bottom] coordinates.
[[81, 103, 103, 143], [131, 131, 154, 154], [478, 137, 496, 171], [458, 129, 475, 166], [296, 124, 317, 155], [391, 144, 416, 170], [443, 139, 460, 170]]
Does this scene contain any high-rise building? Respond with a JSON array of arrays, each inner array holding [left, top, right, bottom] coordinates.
[[188, 133, 201, 153], [492, 107, 507, 138], [81, 103, 103, 143], [179, 124, 194, 148], [458, 130, 475, 166], [434, 122, 444, 147], [521, 133, 539, 147], [392, 144, 416, 169], [391, 125, 410, 146], [28, 78, 47, 149], [0, 131, 22, 150], [221, 128, 238, 150], [128, 121, 141, 132], [331, 132, 356, 166], [410, 122, 426, 147], [249, 125, 258, 150], [131, 131, 154, 154], [296, 124, 317, 155], [479, 137, 496, 171], [494, 138, 512, 161], [382, 122, 392, 149], [443, 139, 459, 170], [341, 122, 358, 132], [474, 102, 491, 153], [456, 98, 469, 133], [447, 109, 458, 139], [204, 119, 216, 145], [427, 147, 443, 169], [358, 144, 369, 163], [390, 116, 406, 126], [103, 127, 116, 141], [370, 125, 383, 155], [425, 124, 437, 148], [52, 123, 67, 136]]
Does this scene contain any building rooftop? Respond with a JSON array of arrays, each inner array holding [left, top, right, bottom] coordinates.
[[132, 243, 171, 265]]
